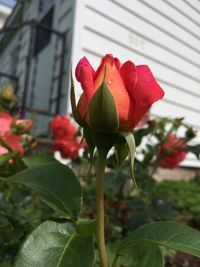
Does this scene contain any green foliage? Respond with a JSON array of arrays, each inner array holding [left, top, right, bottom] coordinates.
[[4, 159, 200, 266], [114, 135, 129, 169], [0, 151, 26, 178], [1, 116, 200, 266], [22, 154, 56, 168], [156, 179, 200, 223], [119, 132, 137, 189], [182, 144, 200, 159], [107, 222, 200, 267], [83, 128, 96, 160], [9, 162, 82, 219], [120, 221, 200, 258], [70, 72, 86, 127], [15, 221, 95, 267], [0, 180, 51, 264], [108, 243, 164, 267], [76, 218, 96, 236]]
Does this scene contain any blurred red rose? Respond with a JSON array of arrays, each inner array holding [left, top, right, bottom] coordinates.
[[51, 115, 77, 140], [53, 139, 80, 160], [75, 54, 164, 132], [0, 112, 13, 136], [155, 134, 188, 168], [0, 134, 24, 156]]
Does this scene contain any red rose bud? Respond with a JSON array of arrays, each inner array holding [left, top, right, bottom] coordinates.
[[155, 134, 188, 169], [50, 115, 77, 140], [74, 54, 164, 133]]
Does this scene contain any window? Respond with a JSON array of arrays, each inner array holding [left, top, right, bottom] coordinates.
[[34, 7, 54, 57], [38, 0, 54, 17], [10, 47, 19, 76]]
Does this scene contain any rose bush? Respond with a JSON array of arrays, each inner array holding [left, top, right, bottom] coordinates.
[[4, 55, 200, 267], [0, 111, 34, 172], [51, 115, 77, 140], [0, 134, 24, 156], [53, 139, 82, 160], [0, 112, 13, 136], [75, 54, 164, 132], [0, 85, 34, 175], [72, 54, 166, 267], [155, 133, 188, 168], [0, 112, 24, 156]]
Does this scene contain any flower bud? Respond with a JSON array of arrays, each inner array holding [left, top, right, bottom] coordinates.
[[12, 119, 32, 134], [0, 83, 16, 102], [74, 54, 164, 133]]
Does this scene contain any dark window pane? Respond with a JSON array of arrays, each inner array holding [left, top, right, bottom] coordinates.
[[38, 0, 54, 15], [34, 7, 54, 56], [10, 47, 19, 76]]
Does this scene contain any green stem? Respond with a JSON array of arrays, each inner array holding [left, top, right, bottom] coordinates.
[[96, 149, 109, 267], [111, 252, 120, 267]]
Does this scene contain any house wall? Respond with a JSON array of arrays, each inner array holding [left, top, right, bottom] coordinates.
[[0, 3, 12, 28], [0, 0, 76, 135], [51, 0, 75, 114], [30, 0, 75, 134], [0, 31, 22, 85], [1, 0, 199, 166], [71, 0, 200, 167], [0, 2, 38, 96]]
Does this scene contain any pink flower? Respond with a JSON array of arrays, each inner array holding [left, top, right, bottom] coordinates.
[[0, 134, 24, 156], [0, 145, 8, 155], [0, 112, 13, 136]]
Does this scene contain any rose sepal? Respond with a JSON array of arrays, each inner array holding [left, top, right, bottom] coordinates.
[[88, 68, 119, 134], [119, 132, 137, 189], [70, 71, 87, 127]]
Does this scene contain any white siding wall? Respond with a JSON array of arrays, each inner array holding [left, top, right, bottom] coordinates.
[[71, 0, 200, 167], [53, 0, 75, 113]]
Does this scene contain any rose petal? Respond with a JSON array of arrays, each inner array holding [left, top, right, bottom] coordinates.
[[0, 112, 13, 136], [75, 57, 95, 100], [77, 93, 89, 125], [114, 57, 121, 69], [155, 134, 188, 168], [3, 134, 24, 155], [132, 65, 164, 126], [120, 60, 137, 96], [51, 115, 77, 140], [0, 145, 8, 156], [53, 139, 80, 160]]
